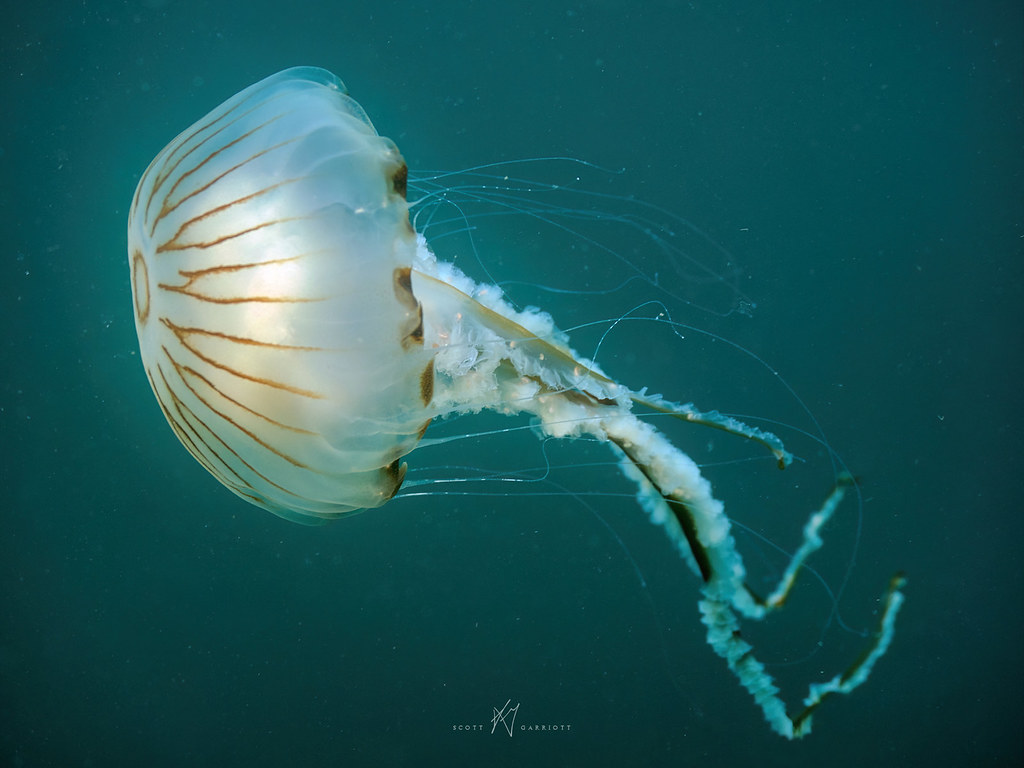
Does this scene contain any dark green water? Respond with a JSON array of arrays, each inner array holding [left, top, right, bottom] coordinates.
[[3, 1, 1021, 766]]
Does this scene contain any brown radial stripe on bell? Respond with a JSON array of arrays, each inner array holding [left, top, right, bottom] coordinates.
[[419, 360, 434, 405], [390, 162, 408, 200], [392, 267, 424, 349]]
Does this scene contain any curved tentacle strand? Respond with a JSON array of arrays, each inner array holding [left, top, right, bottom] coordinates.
[[413, 237, 905, 739]]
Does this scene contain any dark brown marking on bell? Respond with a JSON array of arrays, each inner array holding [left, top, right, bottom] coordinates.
[[158, 318, 325, 398], [383, 459, 408, 500], [132, 249, 150, 324], [417, 419, 432, 440], [174, 358, 316, 435], [157, 215, 301, 254], [150, 124, 298, 239], [158, 281, 320, 305], [180, 253, 304, 277], [408, 306, 424, 347], [160, 254, 326, 305], [392, 267, 417, 310], [393, 267, 425, 349], [163, 345, 314, 469], [420, 360, 434, 405], [157, 356, 316, 500], [160, 317, 323, 351], [391, 162, 408, 200]]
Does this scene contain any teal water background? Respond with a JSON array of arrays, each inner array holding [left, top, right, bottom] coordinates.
[[2, 1, 1021, 766]]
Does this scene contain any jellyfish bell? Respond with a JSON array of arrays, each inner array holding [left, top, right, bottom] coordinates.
[[127, 66, 904, 739], [128, 67, 431, 522]]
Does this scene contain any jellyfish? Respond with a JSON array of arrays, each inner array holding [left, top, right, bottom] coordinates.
[[127, 67, 904, 739]]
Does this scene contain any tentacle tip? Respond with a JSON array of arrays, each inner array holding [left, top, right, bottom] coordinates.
[[775, 449, 794, 470]]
